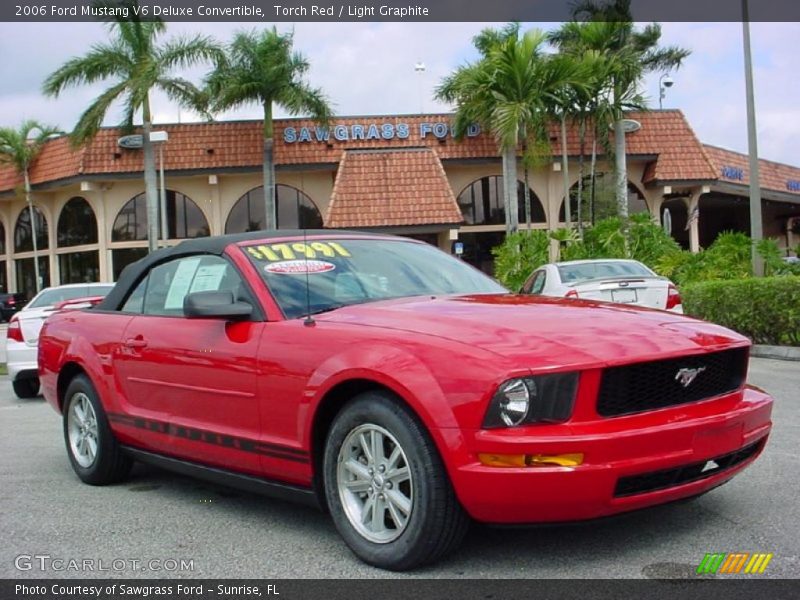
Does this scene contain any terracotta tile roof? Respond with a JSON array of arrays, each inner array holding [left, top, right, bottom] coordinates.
[[0, 110, 791, 196], [326, 148, 462, 228], [617, 111, 717, 184], [703, 144, 800, 196]]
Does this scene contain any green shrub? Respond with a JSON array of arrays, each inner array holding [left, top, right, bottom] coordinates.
[[682, 276, 800, 346], [552, 213, 682, 265], [656, 231, 754, 286], [491, 230, 550, 290]]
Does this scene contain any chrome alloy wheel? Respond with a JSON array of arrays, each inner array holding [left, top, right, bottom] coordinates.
[[67, 393, 99, 468], [337, 423, 414, 543]]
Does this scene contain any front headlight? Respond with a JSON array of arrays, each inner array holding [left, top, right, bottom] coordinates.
[[483, 372, 579, 428]]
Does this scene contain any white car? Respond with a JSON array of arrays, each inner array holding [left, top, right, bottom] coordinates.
[[521, 259, 683, 313], [6, 283, 114, 398]]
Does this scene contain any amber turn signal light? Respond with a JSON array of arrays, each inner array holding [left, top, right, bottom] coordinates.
[[478, 453, 584, 468]]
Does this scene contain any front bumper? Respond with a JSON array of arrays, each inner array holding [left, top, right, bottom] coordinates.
[[6, 339, 38, 382], [446, 386, 772, 523]]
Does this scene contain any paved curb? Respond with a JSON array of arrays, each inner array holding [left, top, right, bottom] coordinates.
[[751, 345, 800, 361]]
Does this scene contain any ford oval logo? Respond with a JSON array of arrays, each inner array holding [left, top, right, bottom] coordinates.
[[675, 366, 706, 388]]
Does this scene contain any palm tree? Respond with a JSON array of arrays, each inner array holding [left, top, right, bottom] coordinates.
[[0, 121, 61, 294], [204, 28, 332, 230], [43, 9, 220, 252], [556, 2, 690, 217], [549, 23, 629, 233], [437, 24, 584, 234]]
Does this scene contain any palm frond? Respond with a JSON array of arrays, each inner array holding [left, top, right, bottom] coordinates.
[[71, 80, 129, 146], [157, 35, 223, 71], [42, 42, 132, 97]]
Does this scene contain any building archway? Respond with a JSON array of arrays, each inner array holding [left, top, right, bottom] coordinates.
[[224, 184, 323, 233], [661, 198, 690, 250], [57, 197, 100, 283], [112, 190, 210, 242], [14, 205, 48, 253], [559, 175, 648, 223], [457, 175, 545, 226], [14, 206, 51, 297], [111, 190, 210, 280]]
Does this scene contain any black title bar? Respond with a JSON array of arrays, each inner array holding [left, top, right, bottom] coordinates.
[[3, 579, 800, 600], [3, 0, 800, 22]]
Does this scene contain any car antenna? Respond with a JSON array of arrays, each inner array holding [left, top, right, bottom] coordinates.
[[303, 227, 315, 327]]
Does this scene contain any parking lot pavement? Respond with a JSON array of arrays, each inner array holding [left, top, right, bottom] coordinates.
[[0, 358, 797, 579]]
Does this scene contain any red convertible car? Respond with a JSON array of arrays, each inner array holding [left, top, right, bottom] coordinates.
[[39, 231, 773, 570]]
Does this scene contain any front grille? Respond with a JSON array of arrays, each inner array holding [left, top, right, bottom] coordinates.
[[614, 439, 764, 497], [597, 348, 748, 417]]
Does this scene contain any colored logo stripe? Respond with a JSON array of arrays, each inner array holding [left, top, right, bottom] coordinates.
[[697, 553, 773, 574]]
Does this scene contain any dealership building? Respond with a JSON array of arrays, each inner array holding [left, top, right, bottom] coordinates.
[[1, 109, 799, 298]]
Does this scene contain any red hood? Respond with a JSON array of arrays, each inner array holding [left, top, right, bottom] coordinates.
[[318, 294, 749, 371]]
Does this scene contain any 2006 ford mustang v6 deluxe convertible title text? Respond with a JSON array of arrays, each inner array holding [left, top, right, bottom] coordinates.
[[39, 231, 772, 570]]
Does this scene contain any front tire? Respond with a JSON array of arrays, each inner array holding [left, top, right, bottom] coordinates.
[[63, 375, 132, 485], [12, 378, 40, 399], [323, 392, 469, 570]]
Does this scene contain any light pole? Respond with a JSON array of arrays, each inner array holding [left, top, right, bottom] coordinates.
[[658, 74, 674, 109], [742, 0, 764, 276], [150, 131, 169, 247], [414, 61, 426, 113]]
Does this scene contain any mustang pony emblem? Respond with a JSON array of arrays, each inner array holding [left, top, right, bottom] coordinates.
[[675, 366, 706, 388]]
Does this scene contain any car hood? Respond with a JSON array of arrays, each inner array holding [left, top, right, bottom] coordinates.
[[317, 294, 748, 370]]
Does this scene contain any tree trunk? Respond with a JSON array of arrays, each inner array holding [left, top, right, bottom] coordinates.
[[501, 145, 519, 234], [614, 118, 629, 219], [590, 136, 598, 225], [560, 114, 571, 227], [262, 102, 276, 230], [24, 169, 41, 294], [577, 118, 586, 237], [142, 98, 160, 254], [522, 141, 531, 233]]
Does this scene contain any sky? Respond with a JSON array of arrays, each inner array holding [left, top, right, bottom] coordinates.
[[0, 21, 798, 165]]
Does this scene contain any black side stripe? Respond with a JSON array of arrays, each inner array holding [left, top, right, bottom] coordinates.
[[107, 413, 309, 464]]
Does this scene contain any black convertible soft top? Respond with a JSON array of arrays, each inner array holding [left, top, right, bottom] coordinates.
[[98, 229, 381, 311]]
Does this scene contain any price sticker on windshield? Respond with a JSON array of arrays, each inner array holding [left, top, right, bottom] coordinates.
[[246, 241, 351, 262]]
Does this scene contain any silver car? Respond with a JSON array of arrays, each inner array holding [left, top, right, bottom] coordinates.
[[521, 259, 683, 313], [6, 283, 113, 398]]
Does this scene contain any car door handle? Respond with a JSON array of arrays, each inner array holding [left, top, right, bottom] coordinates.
[[124, 337, 148, 349]]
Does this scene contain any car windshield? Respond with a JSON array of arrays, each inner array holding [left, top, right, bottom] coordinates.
[[27, 285, 114, 309], [557, 261, 655, 284], [244, 238, 506, 319]]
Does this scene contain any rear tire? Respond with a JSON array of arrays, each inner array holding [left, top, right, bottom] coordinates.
[[323, 391, 469, 570], [12, 378, 40, 399], [63, 375, 132, 485]]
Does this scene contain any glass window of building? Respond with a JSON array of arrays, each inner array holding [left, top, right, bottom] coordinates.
[[111, 248, 148, 282], [225, 185, 323, 233], [58, 197, 98, 247], [56, 197, 100, 284], [457, 176, 545, 226], [15, 257, 50, 299], [14, 206, 49, 252], [112, 190, 210, 241], [59, 251, 100, 284]]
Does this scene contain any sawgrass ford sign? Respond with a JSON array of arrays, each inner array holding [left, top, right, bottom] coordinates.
[[283, 121, 481, 143]]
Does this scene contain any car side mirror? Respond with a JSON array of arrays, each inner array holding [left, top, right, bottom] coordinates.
[[183, 290, 252, 320]]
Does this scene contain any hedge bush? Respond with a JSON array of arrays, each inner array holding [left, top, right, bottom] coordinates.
[[682, 276, 800, 346]]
